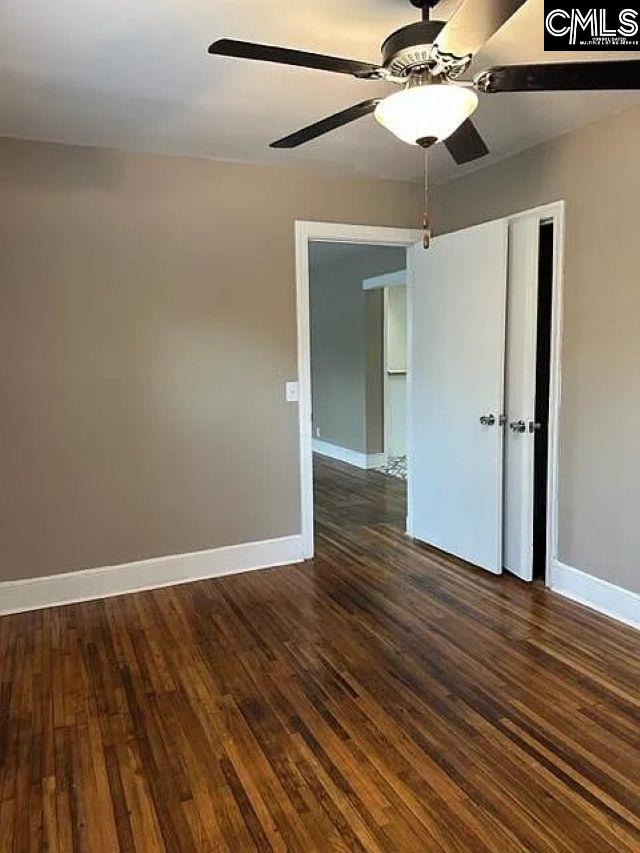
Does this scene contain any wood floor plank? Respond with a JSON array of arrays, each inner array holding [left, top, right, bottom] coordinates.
[[0, 454, 639, 850]]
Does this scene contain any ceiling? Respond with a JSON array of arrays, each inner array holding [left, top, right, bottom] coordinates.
[[1, 0, 639, 183]]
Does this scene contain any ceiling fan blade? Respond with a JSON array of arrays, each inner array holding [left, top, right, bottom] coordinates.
[[270, 100, 379, 148], [208, 39, 381, 78], [444, 119, 489, 164], [475, 60, 640, 92], [434, 0, 528, 61]]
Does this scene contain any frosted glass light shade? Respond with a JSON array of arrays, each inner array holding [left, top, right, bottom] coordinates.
[[374, 84, 479, 146]]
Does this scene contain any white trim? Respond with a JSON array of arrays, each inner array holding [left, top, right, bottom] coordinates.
[[312, 439, 385, 469], [295, 221, 421, 558], [295, 222, 314, 559], [295, 221, 421, 245], [549, 559, 640, 630], [544, 202, 565, 591], [0, 535, 304, 616], [362, 268, 406, 290]]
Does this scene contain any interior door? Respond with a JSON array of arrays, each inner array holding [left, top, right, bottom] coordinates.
[[503, 216, 539, 581], [408, 219, 508, 573]]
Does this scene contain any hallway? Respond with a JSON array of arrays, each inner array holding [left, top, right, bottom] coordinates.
[[313, 453, 406, 531]]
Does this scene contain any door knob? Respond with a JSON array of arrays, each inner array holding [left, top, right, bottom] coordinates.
[[529, 421, 542, 433], [479, 414, 496, 426], [509, 419, 526, 433]]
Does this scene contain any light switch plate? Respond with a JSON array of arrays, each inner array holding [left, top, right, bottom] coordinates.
[[285, 381, 299, 402]]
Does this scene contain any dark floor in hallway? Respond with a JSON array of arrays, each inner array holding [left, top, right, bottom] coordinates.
[[1, 455, 639, 851], [313, 452, 406, 530]]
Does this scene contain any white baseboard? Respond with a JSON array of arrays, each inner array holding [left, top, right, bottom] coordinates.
[[312, 438, 385, 470], [549, 559, 640, 630], [0, 534, 304, 616]]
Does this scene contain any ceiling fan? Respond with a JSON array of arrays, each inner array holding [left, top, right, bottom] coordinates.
[[208, 0, 640, 165]]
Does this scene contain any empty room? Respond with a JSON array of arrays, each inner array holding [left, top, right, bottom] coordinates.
[[1, 0, 639, 850]]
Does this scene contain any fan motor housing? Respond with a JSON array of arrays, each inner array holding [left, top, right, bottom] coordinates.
[[381, 21, 445, 76]]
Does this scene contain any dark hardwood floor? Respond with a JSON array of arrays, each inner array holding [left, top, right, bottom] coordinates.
[[1, 454, 639, 851]]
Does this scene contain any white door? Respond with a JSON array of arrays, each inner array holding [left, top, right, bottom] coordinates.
[[503, 216, 539, 581], [408, 220, 508, 573]]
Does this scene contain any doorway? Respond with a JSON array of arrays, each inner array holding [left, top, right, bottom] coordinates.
[[294, 222, 420, 558], [382, 282, 408, 479], [361, 268, 409, 481], [295, 209, 563, 585], [308, 240, 408, 539], [502, 210, 562, 584], [407, 206, 563, 582], [309, 242, 406, 470]]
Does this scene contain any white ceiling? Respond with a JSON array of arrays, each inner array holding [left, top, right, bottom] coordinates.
[[1, 0, 639, 183]]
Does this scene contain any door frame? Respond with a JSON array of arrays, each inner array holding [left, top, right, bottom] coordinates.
[[506, 201, 565, 587], [294, 221, 420, 558]]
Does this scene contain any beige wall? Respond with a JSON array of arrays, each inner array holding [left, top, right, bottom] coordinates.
[[0, 137, 420, 581], [364, 288, 385, 454], [309, 244, 405, 454], [4, 109, 637, 596], [433, 105, 640, 595]]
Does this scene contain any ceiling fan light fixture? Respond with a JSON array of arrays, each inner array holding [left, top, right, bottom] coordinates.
[[374, 83, 478, 146]]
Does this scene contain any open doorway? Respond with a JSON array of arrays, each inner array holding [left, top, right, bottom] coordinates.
[[294, 222, 419, 558], [295, 210, 563, 583], [308, 240, 408, 536], [381, 275, 409, 480]]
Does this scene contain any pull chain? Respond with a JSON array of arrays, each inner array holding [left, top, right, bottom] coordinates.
[[422, 147, 431, 250]]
